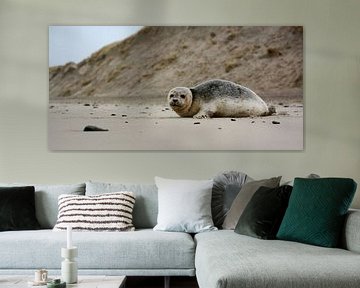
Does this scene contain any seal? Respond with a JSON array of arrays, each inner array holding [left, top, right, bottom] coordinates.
[[167, 79, 275, 118]]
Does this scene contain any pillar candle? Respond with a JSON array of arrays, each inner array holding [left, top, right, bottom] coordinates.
[[67, 225, 72, 248]]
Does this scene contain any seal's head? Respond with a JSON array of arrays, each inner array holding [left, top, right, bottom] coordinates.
[[167, 87, 193, 116]]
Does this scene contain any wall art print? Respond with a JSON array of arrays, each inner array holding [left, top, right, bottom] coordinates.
[[49, 26, 303, 150]]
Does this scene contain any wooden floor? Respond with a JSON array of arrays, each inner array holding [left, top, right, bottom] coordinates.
[[126, 276, 199, 288]]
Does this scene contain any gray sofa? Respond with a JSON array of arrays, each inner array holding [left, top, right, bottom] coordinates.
[[0, 181, 360, 288], [195, 213, 360, 288]]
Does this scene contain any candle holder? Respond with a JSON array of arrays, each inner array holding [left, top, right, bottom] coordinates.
[[61, 247, 78, 284]]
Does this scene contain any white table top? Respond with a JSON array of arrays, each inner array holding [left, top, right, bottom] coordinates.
[[0, 275, 126, 288]]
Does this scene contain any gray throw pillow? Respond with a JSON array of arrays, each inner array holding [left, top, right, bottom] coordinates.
[[222, 176, 281, 230], [212, 171, 251, 228], [153, 177, 217, 233]]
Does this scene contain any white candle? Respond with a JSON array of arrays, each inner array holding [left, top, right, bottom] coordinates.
[[67, 225, 72, 249]]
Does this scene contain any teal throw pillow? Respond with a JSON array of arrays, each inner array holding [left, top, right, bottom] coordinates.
[[277, 177, 357, 247]]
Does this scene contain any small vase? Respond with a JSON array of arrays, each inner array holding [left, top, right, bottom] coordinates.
[[61, 247, 78, 284]]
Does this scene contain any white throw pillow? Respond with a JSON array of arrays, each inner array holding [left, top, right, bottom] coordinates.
[[153, 177, 217, 233], [53, 192, 135, 232]]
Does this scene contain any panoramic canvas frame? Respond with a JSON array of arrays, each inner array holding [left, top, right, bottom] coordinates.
[[48, 26, 303, 150]]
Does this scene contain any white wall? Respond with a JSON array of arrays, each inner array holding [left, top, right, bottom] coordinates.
[[0, 0, 359, 207]]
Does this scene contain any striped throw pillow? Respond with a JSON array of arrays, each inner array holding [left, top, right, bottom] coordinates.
[[53, 192, 136, 231]]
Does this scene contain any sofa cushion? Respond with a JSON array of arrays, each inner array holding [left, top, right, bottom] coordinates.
[[0, 186, 40, 231], [153, 177, 216, 233], [212, 171, 250, 228], [53, 192, 136, 232], [86, 182, 157, 229], [222, 176, 281, 229], [342, 209, 360, 253], [277, 178, 357, 247], [0, 183, 86, 229], [195, 230, 360, 288], [0, 229, 195, 272], [234, 185, 292, 239]]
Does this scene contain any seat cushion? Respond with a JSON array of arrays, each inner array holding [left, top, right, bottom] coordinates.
[[0, 229, 195, 271], [195, 230, 360, 288]]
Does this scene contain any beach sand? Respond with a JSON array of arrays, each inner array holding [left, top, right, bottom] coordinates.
[[48, 99, 303, 151]]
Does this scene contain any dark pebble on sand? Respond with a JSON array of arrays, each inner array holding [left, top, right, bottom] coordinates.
[[251, 121, 255, 123], [145, 107, 149, 109], [272, 121, 280, 125], [164, 108, 170, 110], [278, 102, 284, 106], [83, 125, 109, 132], [284, 105, 289, 107], [125, 121, 128, 124], [122, 114, 127, 117], [194, 122, 201, 125], [49, 105, 54, 109], [84, 103, 91, 106], [231, 118, 236, 121], [111, 113, 116, 116], [218, 127, 222, 130]]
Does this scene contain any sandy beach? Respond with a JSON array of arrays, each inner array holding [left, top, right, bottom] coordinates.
[[48, 99, 303, 150]]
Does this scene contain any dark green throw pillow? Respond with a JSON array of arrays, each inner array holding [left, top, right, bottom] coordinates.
[[0, 186, 41, 231], [234, 185, 292, 239], [277, 178, 357, 248]]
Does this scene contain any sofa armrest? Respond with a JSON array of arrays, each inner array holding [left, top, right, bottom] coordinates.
[[342, 209, 360, 253]]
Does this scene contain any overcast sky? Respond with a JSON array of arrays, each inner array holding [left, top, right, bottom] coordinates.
[[49, 26, 143, 67]]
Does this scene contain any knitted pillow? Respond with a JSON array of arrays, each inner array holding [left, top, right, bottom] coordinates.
[[277, 178, 357, 247], [53, 192, 136, 231]]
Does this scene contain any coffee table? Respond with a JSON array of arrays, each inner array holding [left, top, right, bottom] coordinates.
[[0, 275, 126, 288]]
